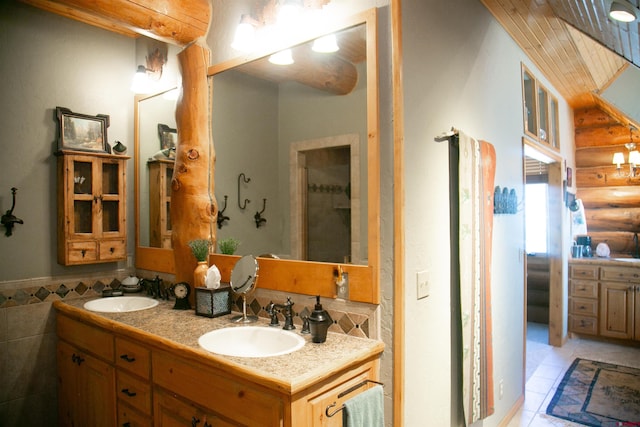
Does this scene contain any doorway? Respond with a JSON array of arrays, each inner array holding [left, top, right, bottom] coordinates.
[[290, 134, 361, 263], [523, 140, 565, 351]]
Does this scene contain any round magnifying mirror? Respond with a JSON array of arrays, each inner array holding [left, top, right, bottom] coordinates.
[[230, 255, 259, 294], [230, 255, 259, 323]]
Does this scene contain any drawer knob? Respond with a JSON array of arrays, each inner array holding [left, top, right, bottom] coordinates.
[[120, 354, 136, 363], [121, 388, 137, 397]]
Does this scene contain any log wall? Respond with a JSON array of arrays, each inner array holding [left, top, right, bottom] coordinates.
[[574, 107, 640, 258]]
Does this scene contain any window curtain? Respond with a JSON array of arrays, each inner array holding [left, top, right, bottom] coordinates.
[[455, 132, 496, 425]]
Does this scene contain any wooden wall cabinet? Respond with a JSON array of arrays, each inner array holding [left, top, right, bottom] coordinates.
[[148, 159, 173, 249], [56, 151, 129, 265]]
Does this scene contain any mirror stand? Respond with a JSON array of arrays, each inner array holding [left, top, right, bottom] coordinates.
[[231, 294, 258, 323]]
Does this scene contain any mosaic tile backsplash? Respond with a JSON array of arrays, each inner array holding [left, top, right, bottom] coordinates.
[[0, 272, 377, 339]]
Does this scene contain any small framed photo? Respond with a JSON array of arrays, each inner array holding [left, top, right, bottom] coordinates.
[[157, 123, 178, 150], [56, 106, 110, 153]]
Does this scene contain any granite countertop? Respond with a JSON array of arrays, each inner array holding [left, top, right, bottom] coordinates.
[[54, 297, 384, 394], [569, 257, 640, 267]]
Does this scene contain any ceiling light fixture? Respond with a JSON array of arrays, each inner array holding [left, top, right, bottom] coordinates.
[[312, 34, 339, 53], [609, 0, 638, 22], [612, 126, 640, 177], [269, 49, 294, 65]]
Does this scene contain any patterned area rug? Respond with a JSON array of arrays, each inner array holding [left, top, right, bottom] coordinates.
[[546, 358, 640, 426]]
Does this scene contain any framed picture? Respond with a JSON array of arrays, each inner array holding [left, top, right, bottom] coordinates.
[[157, 123, 178, 150], [56, 107, 110, 153]]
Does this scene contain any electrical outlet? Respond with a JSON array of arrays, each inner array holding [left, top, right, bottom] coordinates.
[[336, 272, 349, 299], [417, 270, 429, 299], [499, 379, 504, 400]]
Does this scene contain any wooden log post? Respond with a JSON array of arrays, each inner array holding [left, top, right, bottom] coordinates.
[[172, 42, 217, 295]]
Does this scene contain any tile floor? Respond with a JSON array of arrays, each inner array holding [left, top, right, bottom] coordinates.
[[506, 322, 640, 427]]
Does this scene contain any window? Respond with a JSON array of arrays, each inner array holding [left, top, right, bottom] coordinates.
[[525, 183, 548, 254], [521, 64, 560, 150]]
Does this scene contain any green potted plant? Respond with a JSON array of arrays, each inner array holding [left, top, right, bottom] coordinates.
[[188, 239, 211, 288], [188, 239, 211, 262], [218, 237, 240, 255]]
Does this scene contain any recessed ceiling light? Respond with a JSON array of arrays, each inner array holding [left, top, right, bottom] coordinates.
[[609, 0, 637, 23]]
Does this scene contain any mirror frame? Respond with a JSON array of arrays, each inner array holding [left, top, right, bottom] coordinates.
[[135, 8, 379, 304]]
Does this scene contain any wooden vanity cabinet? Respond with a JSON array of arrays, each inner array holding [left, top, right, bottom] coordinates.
[[56, 308, 382, 427], [568, 264, 599, 335], [56, 315, 116, 427], [56, 151, 129, 265], [600, 265, 640, 340]]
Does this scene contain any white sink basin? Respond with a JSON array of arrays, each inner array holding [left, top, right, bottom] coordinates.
[[84, 296, 159, 313], [198, 326, 305, 358], [611, 258, 640, 263]]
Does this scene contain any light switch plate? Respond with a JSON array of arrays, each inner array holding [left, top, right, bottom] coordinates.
[[417, 270, 429, 299]]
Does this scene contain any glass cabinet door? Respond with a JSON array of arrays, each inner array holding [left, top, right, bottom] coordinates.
[[537, 85, 549, 143], [72, 159, 94, 235], [101, 161, 121, 233], [523, 69, 538, 138]]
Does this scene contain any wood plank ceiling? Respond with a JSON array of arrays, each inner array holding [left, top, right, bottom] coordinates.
[[480, 0, 629, 108]]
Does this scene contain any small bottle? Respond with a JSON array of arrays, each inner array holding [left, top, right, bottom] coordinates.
[[308, 295, 332, 343]]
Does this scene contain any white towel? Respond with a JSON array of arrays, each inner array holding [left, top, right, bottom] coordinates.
[[343, 385, 384, 427]]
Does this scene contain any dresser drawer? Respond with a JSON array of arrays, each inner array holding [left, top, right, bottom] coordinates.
[[569, 297, 598, 317], [570, 280, 598, 299], [117, 370, 152, 416], [600, 266, 640, 283], [569, 315, 598, 335], [99, 239, 126, 260], [569, 264, 599, 280], [116, 337, 151, 380]]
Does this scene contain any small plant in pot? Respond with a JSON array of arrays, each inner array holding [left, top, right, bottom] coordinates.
[[188, 239, 211, 262], [218, 237, 240, 255]]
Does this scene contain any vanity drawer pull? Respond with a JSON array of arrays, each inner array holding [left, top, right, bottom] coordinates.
[[121, 388, 137, 397], [120, 354, 136, 363]]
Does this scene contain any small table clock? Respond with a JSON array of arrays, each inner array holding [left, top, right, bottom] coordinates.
[[172, 282, 191, 310]]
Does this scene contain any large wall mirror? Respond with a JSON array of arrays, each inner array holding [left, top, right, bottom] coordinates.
[[136, 8, 379, 303]]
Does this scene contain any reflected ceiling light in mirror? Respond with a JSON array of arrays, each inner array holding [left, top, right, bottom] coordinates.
[[269, 49, 294, 65], [312, 34, 339, 53], [278, 0, 303, 26], [609, 0, 637, 22], [231, 14, 258, 52]]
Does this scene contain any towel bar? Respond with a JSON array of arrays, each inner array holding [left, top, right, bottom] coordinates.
[[325, 380, 383, 418]]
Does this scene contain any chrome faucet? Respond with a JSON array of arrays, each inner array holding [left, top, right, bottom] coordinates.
[[269, 297, 295, 330]]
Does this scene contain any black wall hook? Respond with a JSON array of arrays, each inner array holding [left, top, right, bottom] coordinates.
[[217, 195, 230, 229], [237, 173, 251, 210], [1, 187, 24, 237], [254, 198, 267, 228]]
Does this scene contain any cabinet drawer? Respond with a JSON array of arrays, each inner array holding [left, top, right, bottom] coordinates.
[[99, 239, 126, 260], [569, 297, 598, 317], [569, 315, 598, 335], [116, 337, 151, 380], [117, 370, 152, 416], [57, 314, 113, 361], [569, 264, 598, 280], [67, 241, 98, 263], [601, 266, 640, 283], [153, 350, 283, 426], [118, 403, 152, 427], [570, 280, 598, 299]]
